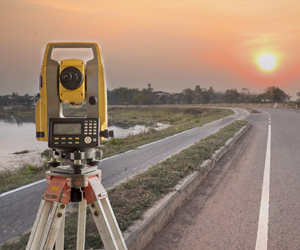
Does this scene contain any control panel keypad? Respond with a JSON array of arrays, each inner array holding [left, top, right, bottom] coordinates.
[[49, 118, 99, 148], [84, 120, 98, 136]]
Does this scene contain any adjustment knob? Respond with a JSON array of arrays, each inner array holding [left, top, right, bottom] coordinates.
[[89, 96, 98, 105], [109, 130, 114, 138]]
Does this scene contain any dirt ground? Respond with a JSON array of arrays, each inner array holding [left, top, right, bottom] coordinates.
[[0, 150, 45, 173]]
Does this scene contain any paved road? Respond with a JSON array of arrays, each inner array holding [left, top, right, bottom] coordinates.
[[144, 107, 300, 250], [0, 108, 248, 243]]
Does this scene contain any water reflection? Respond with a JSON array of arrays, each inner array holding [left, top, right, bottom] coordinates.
[[109, 121, 170, 138], [0, 114, 35, 125], [111, 121, 155, 129]]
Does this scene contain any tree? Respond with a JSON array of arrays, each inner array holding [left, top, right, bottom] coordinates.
[[182, 88, 194, 104], [223, 88, 240, 103], [107, 87, 140, 105], [200, 87, 215, 103], [194, 85, 202, 103], [241, 88, 250, 103], [264, 86, 290, 102]]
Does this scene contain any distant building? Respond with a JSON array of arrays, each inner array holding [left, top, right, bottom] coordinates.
[[30, 93, 40, 106]]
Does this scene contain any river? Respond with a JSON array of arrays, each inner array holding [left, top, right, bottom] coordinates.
[[0, 115, 169, 157]]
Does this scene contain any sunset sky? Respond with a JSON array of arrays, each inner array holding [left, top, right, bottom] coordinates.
[[1, 0, 300, 98]]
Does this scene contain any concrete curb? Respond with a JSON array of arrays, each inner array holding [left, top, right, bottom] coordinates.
[[123, 122, 251, 250]]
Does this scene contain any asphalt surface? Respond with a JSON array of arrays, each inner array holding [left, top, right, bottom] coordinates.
[[0, 108, 248, 244], [144, 107, 300, 250]]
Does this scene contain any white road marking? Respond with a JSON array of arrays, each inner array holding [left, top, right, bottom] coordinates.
[[255, 112, 271, 250], [101, 150, 134, 161], [0, 179, 46, 197], [138, 130, 190, 149]]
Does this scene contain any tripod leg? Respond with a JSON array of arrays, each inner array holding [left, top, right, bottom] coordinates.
[[39, 201, 66, 250], [26, 200, 53, 250], [77, 199, 87, 250], [55, 211, 65, 250], [89, 197, 127, 250], [86, 176, 127, 250]]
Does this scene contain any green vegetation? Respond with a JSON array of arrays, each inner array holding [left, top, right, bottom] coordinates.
[[0, 107, 35, 118], [101, 107, 234, 157], [0, 120, 248, 250], [244, 108, 261, 113], [0, 163, 49, 193], [0, 93, 33, 107]]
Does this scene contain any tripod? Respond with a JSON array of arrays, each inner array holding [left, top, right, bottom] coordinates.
[[26, 150, 128, 250]]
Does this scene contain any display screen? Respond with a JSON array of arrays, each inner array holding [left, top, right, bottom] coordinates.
[[53, 123, 81, 135]]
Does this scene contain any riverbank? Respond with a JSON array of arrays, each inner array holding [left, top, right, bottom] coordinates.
[[0, 150, 45, 174]]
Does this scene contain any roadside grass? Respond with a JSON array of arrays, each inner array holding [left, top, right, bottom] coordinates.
[[0, 107, 233, 194], [100, 107, 234, 157], [0, 120, 248, 250], [0, 163, 49, 193], [244, 107, 260, 113]]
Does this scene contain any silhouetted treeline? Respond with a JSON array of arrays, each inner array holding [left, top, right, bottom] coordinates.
[[0, 92, 34, 106], [0, 86, 292, 107], [107, 85, 291, 105]]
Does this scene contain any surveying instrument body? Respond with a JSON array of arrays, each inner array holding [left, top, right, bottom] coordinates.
[[26, 42, 127, 250]]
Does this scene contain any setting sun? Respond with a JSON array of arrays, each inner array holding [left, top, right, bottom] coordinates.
[[257, 53, 277, 71]]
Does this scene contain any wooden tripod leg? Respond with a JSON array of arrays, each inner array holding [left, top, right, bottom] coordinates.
[[86, 176, 128, 250], [77, 199, 87, 250], [89, 197, 128, 250], [26, 200, 53, 250], [55, 211, 65, 250], [27, 176, 69, 250], [38, 201, 66, 250]]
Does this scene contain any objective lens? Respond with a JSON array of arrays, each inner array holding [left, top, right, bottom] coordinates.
[[62, 72, 72, 82], [60, 67, 83, 90]]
